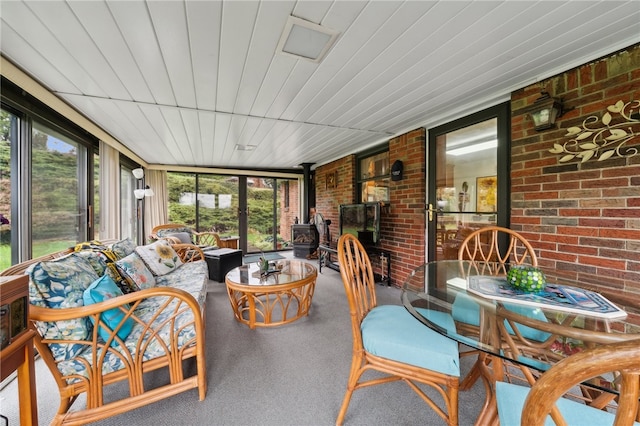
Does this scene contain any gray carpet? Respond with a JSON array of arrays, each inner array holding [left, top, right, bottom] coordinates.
[[0, 255, 485, 425]]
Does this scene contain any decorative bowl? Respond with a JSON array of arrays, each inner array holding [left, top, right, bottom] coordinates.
[[507, 266, 546, 293]]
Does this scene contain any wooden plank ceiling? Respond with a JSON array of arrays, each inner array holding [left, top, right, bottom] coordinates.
[[1, 0, 639, 170]]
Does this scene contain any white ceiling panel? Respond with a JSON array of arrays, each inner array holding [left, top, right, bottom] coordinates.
[[148, 1, 197, 109], [1, 0, 639, 171]]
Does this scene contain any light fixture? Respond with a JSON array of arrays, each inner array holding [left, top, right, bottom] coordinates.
[[527, 91, 564, 131], [132, 168, 144, 180], [276, 16, 339, 63], [447, 140, 498, 156], [235, 144, 257, 151], [134, 185, 153, 199]]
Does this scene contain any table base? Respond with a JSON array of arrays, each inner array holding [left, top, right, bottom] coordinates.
[[226, 281, 316, 329]]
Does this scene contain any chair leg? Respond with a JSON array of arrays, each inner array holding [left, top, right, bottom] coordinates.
[[336, 353, 364, 426], [336, 386, 355, 426]]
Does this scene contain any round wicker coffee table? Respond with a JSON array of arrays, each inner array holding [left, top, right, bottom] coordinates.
[[225, 260, 318, 329]]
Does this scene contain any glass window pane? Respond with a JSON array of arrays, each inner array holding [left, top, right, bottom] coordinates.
[[435, 117, 498, 260], [197, 174, 238, 237], [168, 173, 197, 227], [248, 177, 275, 252], [0, 109, 15, 270], [359, 151, 390, 203], [31, 121, 82, 257]]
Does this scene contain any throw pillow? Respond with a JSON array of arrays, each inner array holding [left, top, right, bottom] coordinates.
[[167, 232, 193, 244], [83, 275, 134, 345], [111, 238, 137, 259], [28, 253, 98, 361], [116, 252, 156, 290], [135, 240, 183, 276]]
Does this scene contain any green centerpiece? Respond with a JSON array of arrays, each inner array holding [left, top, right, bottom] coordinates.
[[507, 265, 546, 293]]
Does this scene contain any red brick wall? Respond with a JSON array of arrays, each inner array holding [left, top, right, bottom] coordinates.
[[315, 128, 426, 287], [510, 44, 640, 305], [386, 128, 427, 287], [314, 155, 356, 244]]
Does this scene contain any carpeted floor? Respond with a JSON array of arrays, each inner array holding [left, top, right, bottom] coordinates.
[[0, 253, 486, 425], [243, 252, 286, 263]]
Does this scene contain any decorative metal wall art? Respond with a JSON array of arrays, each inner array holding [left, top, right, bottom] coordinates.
[[549, 100, 640, 163]]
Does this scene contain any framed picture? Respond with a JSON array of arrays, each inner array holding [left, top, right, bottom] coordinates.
[[326, 171, 338, 189], [476, 176, 497, 212]]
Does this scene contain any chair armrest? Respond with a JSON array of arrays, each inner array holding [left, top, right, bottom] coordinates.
[[30, 286, 204, 350], [171, 243, 205, 262], [521, 339, 640, 426]]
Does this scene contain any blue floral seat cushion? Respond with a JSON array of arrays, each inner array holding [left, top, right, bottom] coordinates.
[[28, 253, 99, 362], [156, 261, 208, 306], [55, 294, 200, 382], [496, 381, 640, 426], [361, 305, 460, 377]]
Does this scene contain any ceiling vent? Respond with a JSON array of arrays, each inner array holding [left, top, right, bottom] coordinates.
[[276, 16, 339, 63]]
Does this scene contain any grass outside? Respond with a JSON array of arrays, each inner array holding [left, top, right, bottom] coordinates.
[[0, 240, 74, 272]]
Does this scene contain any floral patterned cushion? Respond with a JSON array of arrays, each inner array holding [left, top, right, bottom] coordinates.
[[135, 240, 183, 276], [110, 238, 137, 260], [29, 253, 98, 361], [74, 250, 109, 276], [155, 261, 208, 306], [116, 252, 156, 290], [56, 295, 199, 383]]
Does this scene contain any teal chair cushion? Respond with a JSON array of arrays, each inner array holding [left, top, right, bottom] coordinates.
[[496, 381, 639, 426], [452, 292, 551, 342], [361, 305, 460, 377]]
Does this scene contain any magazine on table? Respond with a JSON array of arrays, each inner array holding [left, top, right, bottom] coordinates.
[[466, 275, 627, 319]]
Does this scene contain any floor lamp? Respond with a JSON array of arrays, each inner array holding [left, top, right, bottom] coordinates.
[[133, 168, 154, 246]]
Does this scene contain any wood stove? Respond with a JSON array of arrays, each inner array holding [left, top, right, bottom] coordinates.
[[292, 224, 318, 258]]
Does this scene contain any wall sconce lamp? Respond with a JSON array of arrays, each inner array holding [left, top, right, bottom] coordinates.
[[527, 91, 564, 131]]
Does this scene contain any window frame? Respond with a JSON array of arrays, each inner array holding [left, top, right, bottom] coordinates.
[[357, 144, 390, 204]]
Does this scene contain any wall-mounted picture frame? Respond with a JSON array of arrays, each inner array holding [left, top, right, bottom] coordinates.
[[476, 175, 497, 212], [326, 171, 338, 189]]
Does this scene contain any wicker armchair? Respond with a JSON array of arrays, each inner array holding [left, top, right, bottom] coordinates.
[[497, 339, 640, 425], [151, 223, 218, 248]]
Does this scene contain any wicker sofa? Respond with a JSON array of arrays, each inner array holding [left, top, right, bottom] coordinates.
[[1, 238, 208, 425]]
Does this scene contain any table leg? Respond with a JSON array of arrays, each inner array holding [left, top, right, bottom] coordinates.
[[17, 338, 38, 426]]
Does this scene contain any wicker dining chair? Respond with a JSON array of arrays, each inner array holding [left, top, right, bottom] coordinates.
[[457, 225, 537, 269], [336, 233, 460, 426], [497, 339, 640, 425], [453, 226, 543, 389]]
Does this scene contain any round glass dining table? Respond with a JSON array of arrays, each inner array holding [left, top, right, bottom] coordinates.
[[401, 260, 640, 423]]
